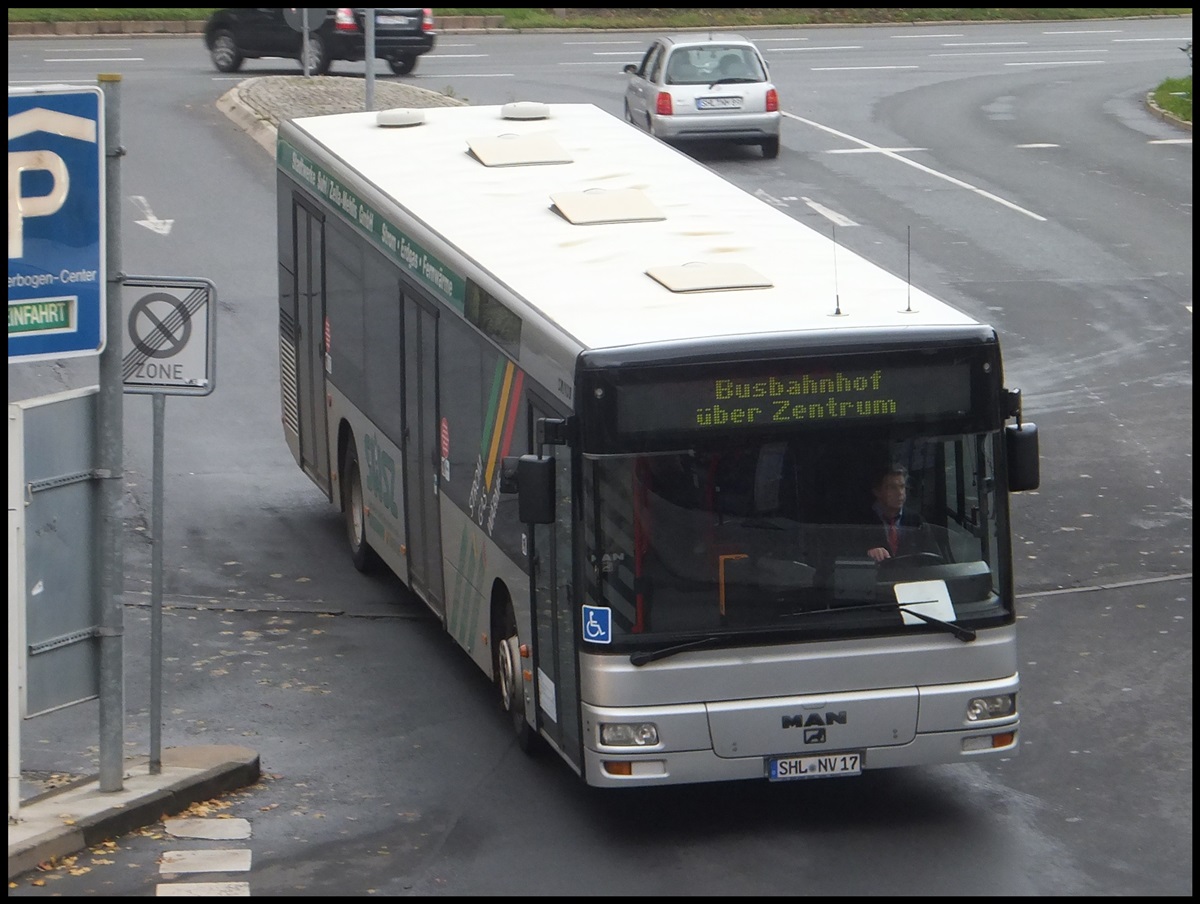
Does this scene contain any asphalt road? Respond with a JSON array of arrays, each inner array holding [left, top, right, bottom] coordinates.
[[7, 17, 1193, 895]]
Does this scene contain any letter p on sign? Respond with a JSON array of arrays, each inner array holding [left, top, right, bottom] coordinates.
[[8, 107, 97, 259]]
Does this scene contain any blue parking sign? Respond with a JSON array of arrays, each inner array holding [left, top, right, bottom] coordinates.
[[8, 86, 106, 361]]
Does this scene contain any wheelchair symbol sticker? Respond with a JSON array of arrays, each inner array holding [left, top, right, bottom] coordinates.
[[582, 605, 612, 644]]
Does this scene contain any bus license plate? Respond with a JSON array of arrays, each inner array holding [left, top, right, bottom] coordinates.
[[768, 752, 862, 781], [697, 96, 742, 110]]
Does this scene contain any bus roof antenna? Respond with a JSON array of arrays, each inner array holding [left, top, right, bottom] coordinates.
[[830, 224, 845, 317], [901, 225, 918, 313]]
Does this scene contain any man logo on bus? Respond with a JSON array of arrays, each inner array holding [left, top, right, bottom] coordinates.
[[781, 711, 847, 729]]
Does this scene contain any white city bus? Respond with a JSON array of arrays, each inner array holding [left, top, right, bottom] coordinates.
[[275, 101, 1039, 788]]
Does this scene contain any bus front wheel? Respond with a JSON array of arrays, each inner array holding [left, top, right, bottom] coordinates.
[[496, 599, 538, 754], [342, 439, 380, 573]]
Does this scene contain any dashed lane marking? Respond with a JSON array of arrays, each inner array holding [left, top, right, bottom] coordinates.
[[159, 848, 252, 874], [165, 817, 252, 840], [156, 881, 250, 896], [156, 817, 253, 895]]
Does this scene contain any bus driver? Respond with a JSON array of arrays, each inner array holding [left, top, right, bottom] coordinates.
[[864, 464, 935, 562]]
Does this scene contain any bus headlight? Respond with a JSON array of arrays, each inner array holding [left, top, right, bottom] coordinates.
[[600, 722, 659, 747], [966, 694, 1016, 721]]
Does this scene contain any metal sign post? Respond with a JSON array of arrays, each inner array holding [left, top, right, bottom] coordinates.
[[284, 8, 327, 77], [122, 275, 216, 772]]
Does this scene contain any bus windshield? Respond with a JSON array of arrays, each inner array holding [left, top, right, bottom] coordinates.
[[581, 431, 1009, 645]]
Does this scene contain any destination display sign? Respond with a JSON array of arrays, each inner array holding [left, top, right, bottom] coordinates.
[[616, 362, 972, 436]]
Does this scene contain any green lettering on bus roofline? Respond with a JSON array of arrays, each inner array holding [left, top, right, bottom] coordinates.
[[278, 138, 467, 313]]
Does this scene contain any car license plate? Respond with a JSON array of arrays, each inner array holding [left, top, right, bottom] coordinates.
[[697, 96, 742, 110], [768, 752, 862, 781], [376, 15, 412, 26]]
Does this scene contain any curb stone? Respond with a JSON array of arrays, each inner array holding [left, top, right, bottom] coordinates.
[[8, 746, 260, 882]]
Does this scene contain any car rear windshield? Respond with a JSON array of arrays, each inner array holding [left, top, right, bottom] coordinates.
[[666, 46, 765, 85]]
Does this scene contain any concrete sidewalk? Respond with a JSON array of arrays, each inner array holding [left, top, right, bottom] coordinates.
[[8, 745, 260, 881]]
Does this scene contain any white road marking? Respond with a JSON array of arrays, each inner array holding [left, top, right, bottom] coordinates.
[[1005, 60, 1106, 67], [159, 849, 252, 874], [770, 45, 863, 52], [412, 72, 513, 78], [827, 147, 925, 154], [156, 881, 250, 896], [44, 57, 144, 62], [801, 197, 856, 227], [156, 817, 254, 896], [811, 65, 918, 71], [783, 111, 1047, 221], [37, 45, 136, 51], [931, 48, 1107, 57], [165, 817, 252, 840]]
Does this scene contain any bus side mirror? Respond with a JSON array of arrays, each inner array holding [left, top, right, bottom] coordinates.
[[500, 454, 556, 524], [1006, 422, 1040, 491]]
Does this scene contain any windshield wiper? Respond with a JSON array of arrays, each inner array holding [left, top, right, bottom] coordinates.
[[632, 604, 975, 665], [630, 635, 724, 667], [897, 605, 976, 643], [779, 601, 977, 643]]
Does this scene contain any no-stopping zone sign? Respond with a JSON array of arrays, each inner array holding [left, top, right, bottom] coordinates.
[[122, 276, 216, 396]]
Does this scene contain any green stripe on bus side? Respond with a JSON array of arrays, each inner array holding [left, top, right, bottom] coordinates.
[[479, 356, 507, 456], [278, 138, 466, 313]]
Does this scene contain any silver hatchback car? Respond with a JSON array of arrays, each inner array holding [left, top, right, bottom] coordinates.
[[623, 34, 781, 158]]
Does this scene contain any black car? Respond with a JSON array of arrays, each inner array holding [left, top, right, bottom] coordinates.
[[204, 8, 436, 76]]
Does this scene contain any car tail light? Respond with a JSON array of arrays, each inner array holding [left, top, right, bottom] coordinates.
[[656, 92, 674, 116], [422, 8, 435, 32], [334, 8, 359, 33], [766, 88, 779, 112]]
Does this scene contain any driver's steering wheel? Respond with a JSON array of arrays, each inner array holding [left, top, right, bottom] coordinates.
[[881, 552, 946, 567]]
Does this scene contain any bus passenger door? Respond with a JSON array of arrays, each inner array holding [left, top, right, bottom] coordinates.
[[401, 293, 445, 617], [291, 198, 330, 496], [529, 401, 582, 771]]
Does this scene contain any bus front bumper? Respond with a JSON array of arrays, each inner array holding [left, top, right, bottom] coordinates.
[[582, 722, 1018, 788]]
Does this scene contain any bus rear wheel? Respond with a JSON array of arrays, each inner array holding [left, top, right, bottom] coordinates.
[[342, 439, 379, 573], [496, 599, 538, 754]]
